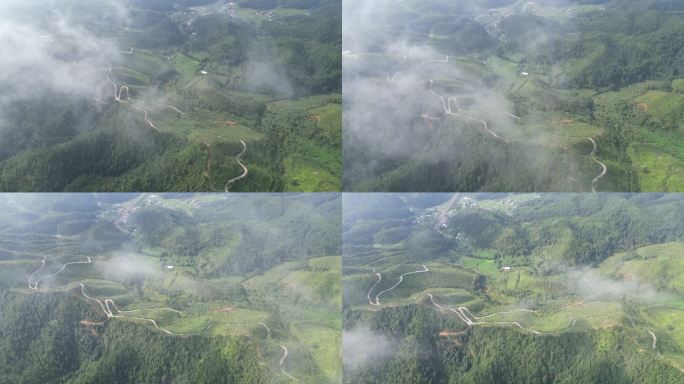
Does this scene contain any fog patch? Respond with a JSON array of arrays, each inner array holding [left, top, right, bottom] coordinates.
[[567, 267, 663, 301], [244, 62, 293, 97], [96, 252, 161, 283], [343, 327, 395, 371], [343, 0, 586, 191], [0, 0, 126, 107]]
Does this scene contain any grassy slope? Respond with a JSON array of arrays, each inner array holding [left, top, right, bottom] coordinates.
[[0, 195, 341, 383], [343, 195, 684, 377]]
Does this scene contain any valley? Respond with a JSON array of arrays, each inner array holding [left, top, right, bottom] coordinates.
[[0, 193, 341, 383], [342, 193, 684, 383], [343, 0, 684, 192], [0, 0, 341, 192]]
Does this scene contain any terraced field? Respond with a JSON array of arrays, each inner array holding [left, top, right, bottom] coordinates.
[[0, 0, 341, 192], [343, 0, 684, 192], [0, 193, 341, 383], [342, 193, 684, 383]]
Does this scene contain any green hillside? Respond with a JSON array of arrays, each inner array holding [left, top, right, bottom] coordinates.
[[343, 0, 684, 192], [342, 193, 684, 383], [0, 193, 341, 383], [0, 0, 341, 192]]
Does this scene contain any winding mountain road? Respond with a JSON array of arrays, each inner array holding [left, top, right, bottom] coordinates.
[[224, 140, 248, 192], [106, 68, 159, 131], [386, 55, 515, 143], [367, 269, 382, 306], [426, 293, 577, 336], [146, 100, 186, 116], [204, 132, 249, 192], [428, 79, 510, 142], [28, 257, 92, 290], [369, 265, 430, 306], [80, 283, 182, 336], [257, 322, 271, 339], [106, 68, 185, 131], [279, 344, 298, 381], [587, 137, 607, 193], [254, 322, 299, 381], [27, 256, 46, 290], [648, 330, 657, 350]]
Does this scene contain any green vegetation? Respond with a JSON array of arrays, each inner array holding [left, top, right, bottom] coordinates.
[[343, 193, 684, 383], [0, 0, 340, 191], [0, 193, 341, 383], [344, 0, 684, 192]]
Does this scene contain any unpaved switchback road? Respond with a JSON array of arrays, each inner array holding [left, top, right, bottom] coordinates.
[[106, 68, 186, 131], [428, 80, 509, 143], [28, 257, 92, 290], [648, 330, 657, 350], [80, 283, 183, 336], [279, 344, 298, 381], [224, 140, 248, 192], [255, 323, 298, 381], [426, 293, 577, 336], [373, 265, 429, 305], [587, 137, 607, 192], [385, 53, 521, 144], [367, 269, 382, 306], [257, 322, 271, 339], [27, 256, 46, 289], [106, 68, 159, 131]]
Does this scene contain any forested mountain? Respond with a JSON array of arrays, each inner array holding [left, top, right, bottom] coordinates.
[[344, 0, 684, 192], [0, 193, 341, 383], [0, 0, 341, 192], [343, 193, 684, 383]]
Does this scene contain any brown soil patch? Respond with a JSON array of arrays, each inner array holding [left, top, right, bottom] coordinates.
[[564, 300, 585, 309], [308, 114, 321, 123], [439, 330, 467, 337], [215, 120, 239, 127], [210, 306, 234, 313], [555, 119, 575, 125], [80, 320, 105, 336], [635, 102, 650, 111]]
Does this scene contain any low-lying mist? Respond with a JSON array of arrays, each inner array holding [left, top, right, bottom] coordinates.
[[342, 0, 585, 191], [343, 326, 395, 371], [96, 251, 161, 283], [0, 0, 126, 108], [567, 267, 664, 302]]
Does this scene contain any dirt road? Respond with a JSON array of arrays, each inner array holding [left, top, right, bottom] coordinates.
[[279, 344, 298, 381], [80, 283, 182, 336], [225, 140, 248, 192], [373, 265, 430, 305], [426, 293, 577, 336], [28, 257, 92, 290], [587, 137, 607, 192]]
